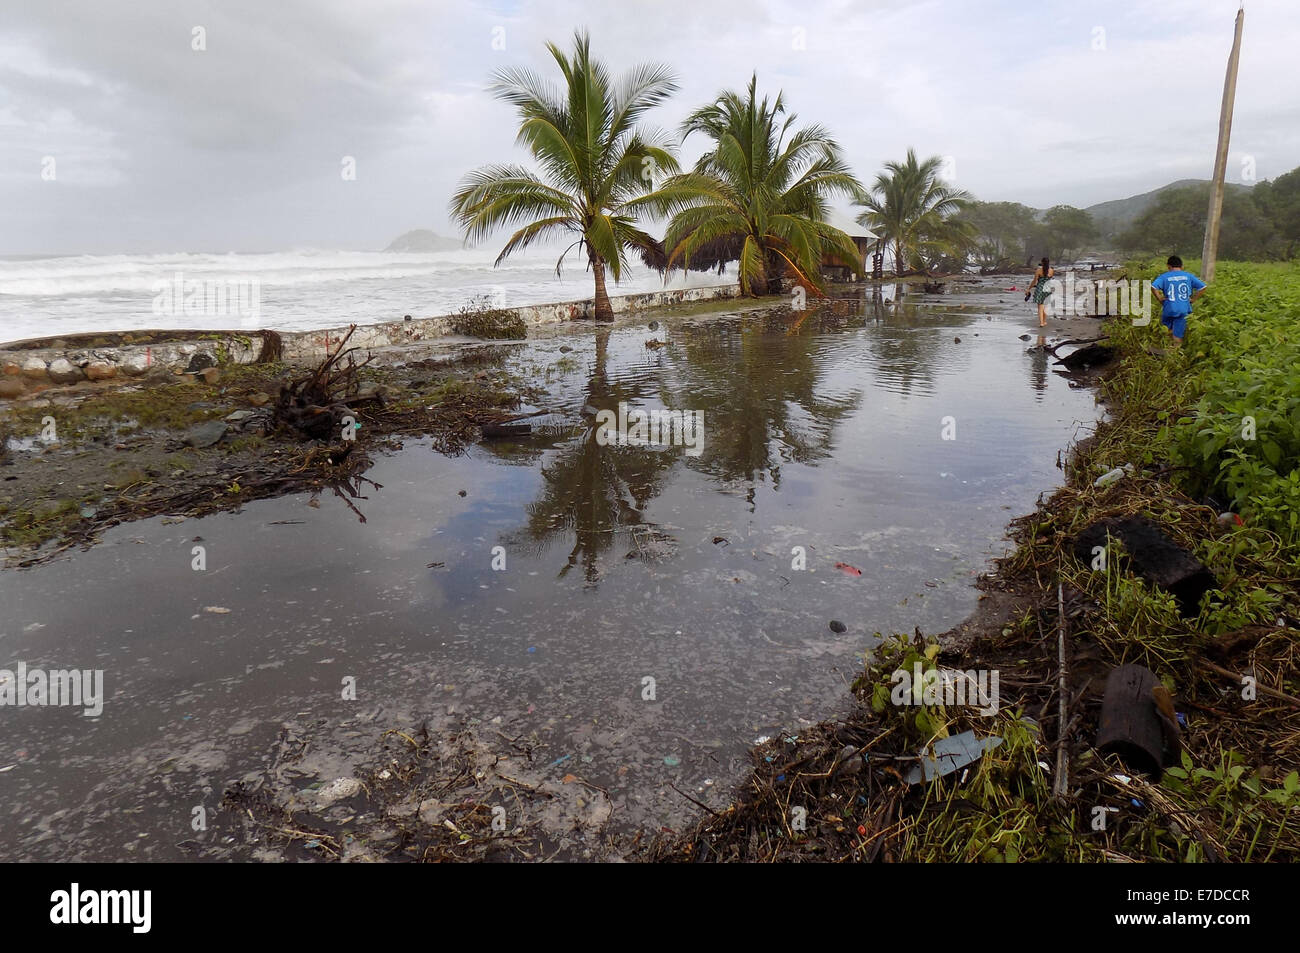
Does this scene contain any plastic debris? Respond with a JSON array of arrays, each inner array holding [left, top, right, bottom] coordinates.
[[834, 562, 862, 576], [663, 756, 680, 767], [1093, 464, 1133, 488], [904, 730, 1003, 784]]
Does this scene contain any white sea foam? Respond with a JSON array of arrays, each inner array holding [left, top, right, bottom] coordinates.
[[0, 248, 729, 343]]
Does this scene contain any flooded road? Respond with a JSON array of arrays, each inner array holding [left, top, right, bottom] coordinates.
[[0, 280, 1100, 859]]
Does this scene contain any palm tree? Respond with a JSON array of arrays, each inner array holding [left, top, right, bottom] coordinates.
[[854, 149, 969, 276], [639, 75, 865, 297], [449, 31, 680, 321]]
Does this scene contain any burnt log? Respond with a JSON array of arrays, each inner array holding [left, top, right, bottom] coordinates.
[[480, 422, 532, 440], [1054, 342, 1116, 370], [1073, 516, 1218, 616], [278, 402, 355, 441], [1097, 664, 1181, 779]]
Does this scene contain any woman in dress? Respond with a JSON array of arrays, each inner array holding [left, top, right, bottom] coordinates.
[[1025, 257, 1054, 328]]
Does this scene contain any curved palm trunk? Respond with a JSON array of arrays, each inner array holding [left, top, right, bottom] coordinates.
[[591, 256, 614, 322]]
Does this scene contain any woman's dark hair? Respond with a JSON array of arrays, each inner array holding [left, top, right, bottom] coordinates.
[[1040, 257, 1050, 275]]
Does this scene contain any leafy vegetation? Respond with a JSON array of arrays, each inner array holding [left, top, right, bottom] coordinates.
[[955, 200, 1099, 270], [448, 30, 681, 321], [1124, 260, 1300, 548], [853, 148, 969, 276], [647, 74, 865, 296], [1120, 168, 1300, 262], [451, 294, 528, 339]]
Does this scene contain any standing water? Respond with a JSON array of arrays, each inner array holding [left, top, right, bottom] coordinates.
[[0, 281, 1097, 859]]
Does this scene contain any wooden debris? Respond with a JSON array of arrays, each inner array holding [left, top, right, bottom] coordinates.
[[1097, 664, 1181, 779], [1073, 515, 1218, 616]]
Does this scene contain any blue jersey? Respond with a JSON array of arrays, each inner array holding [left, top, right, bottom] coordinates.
[[1152, 269, 1206, 318]]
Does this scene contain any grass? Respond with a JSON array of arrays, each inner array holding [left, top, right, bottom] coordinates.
[[653, 260, 1300, 864], [451, 295, 528, 340]]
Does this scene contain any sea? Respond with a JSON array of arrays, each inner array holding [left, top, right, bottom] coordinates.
[[0, 247, 730, 345]]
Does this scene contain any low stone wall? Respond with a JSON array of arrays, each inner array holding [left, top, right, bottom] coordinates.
[[0, 337, 261, 400], [0, 283, 739, 400]]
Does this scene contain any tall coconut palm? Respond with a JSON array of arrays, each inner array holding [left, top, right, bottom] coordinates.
[[854, 149, 969, 276], [638, 75, 865, 297], [449, 31, 680, 321]]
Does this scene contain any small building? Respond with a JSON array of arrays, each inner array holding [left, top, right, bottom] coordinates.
[[820, 218, 880, 282]]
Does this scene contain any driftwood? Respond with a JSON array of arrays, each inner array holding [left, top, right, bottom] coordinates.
[[1073, 516, 1218, 616], [1097, 664, 1181, 779], [275, 325, 373, 440]]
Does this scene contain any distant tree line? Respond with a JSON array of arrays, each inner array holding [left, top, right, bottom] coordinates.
[[947, 201, 1099, 272], [1117, 168, 1300, 261]]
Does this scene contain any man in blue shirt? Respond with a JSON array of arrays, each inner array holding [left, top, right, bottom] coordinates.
[[1150, 255, 1208, 348]]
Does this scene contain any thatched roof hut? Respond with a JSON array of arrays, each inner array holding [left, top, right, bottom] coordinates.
[[638, 235, 741, 276], [641, 217, 878, 286], [820, 216, 878, 282]]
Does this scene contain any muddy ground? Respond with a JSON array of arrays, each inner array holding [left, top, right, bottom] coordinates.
[[1, 277, 1132, 862], [0, 342, 538, 567]]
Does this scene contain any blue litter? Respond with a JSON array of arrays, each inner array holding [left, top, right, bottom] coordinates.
[[904, 730, 1003, 785], [1176, 712, 1188, 728], [549, 754, 571, 768]]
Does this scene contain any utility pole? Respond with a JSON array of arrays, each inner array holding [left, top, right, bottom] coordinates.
[[1201, 5, 1245, 282]]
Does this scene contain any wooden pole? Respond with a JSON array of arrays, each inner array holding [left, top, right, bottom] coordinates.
[[1053, 583, 1070, 799], [1201, 5, 1245, 282]]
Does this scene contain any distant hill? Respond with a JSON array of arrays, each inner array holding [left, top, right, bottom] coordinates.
[[1084, 179, 1251, 238], [384, 229, 464, 253]]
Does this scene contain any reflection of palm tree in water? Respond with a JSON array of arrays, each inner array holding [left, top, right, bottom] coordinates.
[[511, 329, 677, 585], [661, 320, 860, 489], [1029, 332, 1048, 399], [512, 319, 862, 579]]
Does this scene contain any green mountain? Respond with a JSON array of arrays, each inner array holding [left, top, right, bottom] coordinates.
[[1084, 179, 1251, 239]]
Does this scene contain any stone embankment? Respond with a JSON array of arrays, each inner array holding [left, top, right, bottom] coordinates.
[[0, 283, 740, 401]]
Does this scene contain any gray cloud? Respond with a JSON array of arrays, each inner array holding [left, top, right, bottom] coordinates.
[[1, 0, 1297, 254]]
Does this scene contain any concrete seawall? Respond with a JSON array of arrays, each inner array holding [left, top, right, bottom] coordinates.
[[0, 282, 740, 400]]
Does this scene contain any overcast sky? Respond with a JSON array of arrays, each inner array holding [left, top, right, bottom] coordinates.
[[2, 0, 1297, 255]]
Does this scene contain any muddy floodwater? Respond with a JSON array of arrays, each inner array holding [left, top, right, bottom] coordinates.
[[0, 281, 1101, 860]]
